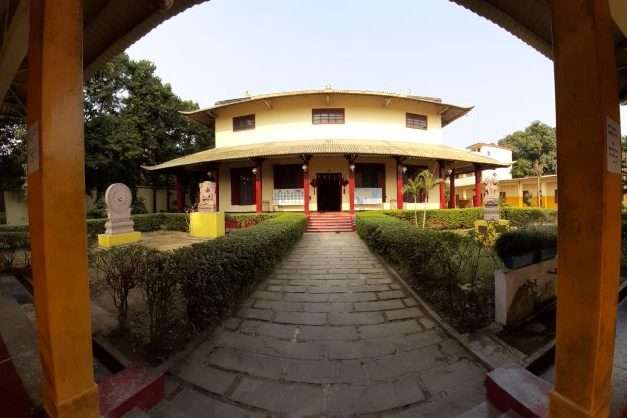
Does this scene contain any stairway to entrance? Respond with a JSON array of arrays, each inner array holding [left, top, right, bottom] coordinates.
[[306, 212, 355, 232]]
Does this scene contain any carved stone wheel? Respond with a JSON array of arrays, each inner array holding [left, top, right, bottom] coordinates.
[[104, 183, 132, 212]]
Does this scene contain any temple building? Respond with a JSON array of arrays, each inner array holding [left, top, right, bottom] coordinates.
[[145, 90, 506, 213]]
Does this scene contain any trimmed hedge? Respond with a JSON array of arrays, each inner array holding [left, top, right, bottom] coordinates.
[[356, 212, 497, 332], [169, 213, 305, 329], [0, 231, 30, 250], [382, 207, 556, 229], [494, 226, 557, 267], [0, 213, 190, 239], [91, 213, 306, 355], [500, 207, 557, 227]]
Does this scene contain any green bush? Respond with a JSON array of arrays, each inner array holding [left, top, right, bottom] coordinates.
[[0, 224, 28, 233], [161, 213, 189, 231], [93, 245, 151, 330], [382, 207, 556, 230], [175, 213, 306, 329], [384, 208, 483, 229], [0, 231, 30, 272], [494, 226, 557, 266], [500, 207, 556, 227], [356, 213, 497, 331]]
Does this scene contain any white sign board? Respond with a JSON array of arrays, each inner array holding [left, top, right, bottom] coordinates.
[[355, 188, 383, 205], [607, 116, 621, 174], [27, 122, 40, 175]]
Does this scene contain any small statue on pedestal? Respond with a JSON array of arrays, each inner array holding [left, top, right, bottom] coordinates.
[[197, 181, 217, 212]]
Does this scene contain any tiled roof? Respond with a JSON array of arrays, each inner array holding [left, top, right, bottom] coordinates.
[[143, 139, 508, 172]]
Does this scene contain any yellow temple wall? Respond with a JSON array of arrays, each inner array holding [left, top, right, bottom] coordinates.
[[213, 93, 444, 148]]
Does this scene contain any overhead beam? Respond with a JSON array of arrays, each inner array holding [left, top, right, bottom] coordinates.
[[0, 0, 29, 104]]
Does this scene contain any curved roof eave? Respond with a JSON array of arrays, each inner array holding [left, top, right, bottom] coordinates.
[[142, 139, 509, 172]]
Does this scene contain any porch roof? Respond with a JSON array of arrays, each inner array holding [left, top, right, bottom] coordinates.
[[143, 139, 508, 172]]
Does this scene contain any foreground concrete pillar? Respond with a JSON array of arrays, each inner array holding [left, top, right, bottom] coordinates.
[[549, 1, 622, 417], [27, 0, 99, 416], [473, 164, 482, 207], [438, 160, 447, 209]]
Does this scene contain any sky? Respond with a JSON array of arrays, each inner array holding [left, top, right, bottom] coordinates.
[[126, 0, 627, 148]]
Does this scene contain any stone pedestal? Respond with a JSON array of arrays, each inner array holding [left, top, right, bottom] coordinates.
[[98, 231, 142, 248], [190, 212, 225, 239]]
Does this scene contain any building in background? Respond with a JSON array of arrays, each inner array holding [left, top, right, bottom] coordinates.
[[146, 90, 505, 213], [456, 142, 557, 208]]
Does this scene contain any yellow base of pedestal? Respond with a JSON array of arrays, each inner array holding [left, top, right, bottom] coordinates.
[[97, 231, 142, 248], [190, 212, 225, 239]]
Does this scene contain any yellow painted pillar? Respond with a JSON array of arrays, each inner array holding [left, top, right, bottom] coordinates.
[[549, 1, 621, 417], [27, 1, 99, 417]]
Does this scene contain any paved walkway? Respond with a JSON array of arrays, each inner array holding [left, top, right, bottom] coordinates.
[[166, 232, 487, 417]]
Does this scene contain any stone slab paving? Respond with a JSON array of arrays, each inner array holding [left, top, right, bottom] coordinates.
[[169, 232, 487, 417]]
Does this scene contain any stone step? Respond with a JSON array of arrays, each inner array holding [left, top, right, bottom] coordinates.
[[149, 399, 192, 418], [485, 367, 551, 418], [99, 366, 165, 418], [121, 408, 151, 418], [457, 402, 522, 418]]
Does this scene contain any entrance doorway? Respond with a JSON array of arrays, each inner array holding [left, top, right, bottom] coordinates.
[[316, 173, 342, 212]]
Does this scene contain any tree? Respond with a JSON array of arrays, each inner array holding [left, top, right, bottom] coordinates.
[[84, 54, 213, 198], [498, 121, 556, 178], [417, 169, 441, 228], [0, 119, 26, 191], [403, 176, 422, 227]]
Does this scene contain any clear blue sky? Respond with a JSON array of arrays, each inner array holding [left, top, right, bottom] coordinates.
[[127, 0, 627, 148]]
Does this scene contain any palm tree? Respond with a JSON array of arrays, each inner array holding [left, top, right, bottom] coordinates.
[[402, 176, 422, 226], [532, 161, 544, 207], [417, 169, 441, 228]]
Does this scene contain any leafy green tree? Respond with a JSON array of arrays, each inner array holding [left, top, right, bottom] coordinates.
[[84, 54, 213, 198], [403, 176, 422, 227], [0, 119, 26, 191], [498, 121, 556, 178], [417, 169, 441, 228]]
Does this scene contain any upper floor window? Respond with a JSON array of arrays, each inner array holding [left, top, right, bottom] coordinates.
[[312, 108, 345, 124], [233, 114, 255, 131], [406, 113, 428, 130]]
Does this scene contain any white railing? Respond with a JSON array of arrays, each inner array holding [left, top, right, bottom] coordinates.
[[273, 188, 304, 205], [355, 188, 383, 204]]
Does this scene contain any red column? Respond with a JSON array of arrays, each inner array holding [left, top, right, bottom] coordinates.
[[175, 173, 185, 212], [449, 168, 456, 209], [473, 164, 482, 207], [396, 157, 404, 209], [438, 160, 447, 209], [349, 167, 355, 214], [303, 163, 310, 216], [254, 161, 262, 213]]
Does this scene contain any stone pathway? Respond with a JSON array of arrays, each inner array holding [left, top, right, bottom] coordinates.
[[165, 232, 488, 417]]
